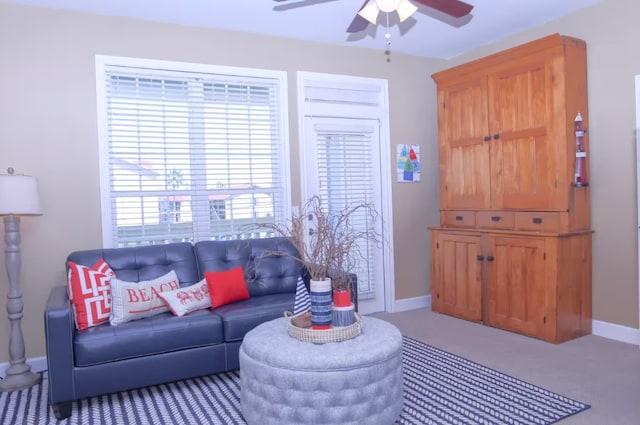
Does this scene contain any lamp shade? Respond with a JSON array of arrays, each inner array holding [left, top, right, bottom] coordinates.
[[0, 173, 42, 216]]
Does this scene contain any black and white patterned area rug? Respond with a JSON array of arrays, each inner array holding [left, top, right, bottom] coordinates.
[[0, 336, 589, 425]]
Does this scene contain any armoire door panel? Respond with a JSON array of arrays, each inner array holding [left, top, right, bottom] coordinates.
[[491, 132, 552, 209], [438, 79, 490, 209], [434, 232, 482, 322], [488, 59, 558, 210], [487, 236, 545, 337]]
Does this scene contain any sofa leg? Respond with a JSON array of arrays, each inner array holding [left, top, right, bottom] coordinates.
[[52, 402, 72, 420]]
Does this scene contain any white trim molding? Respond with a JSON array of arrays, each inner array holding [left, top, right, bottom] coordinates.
[[394, 295, 431, 312], [0, 356, 47, 379], [5, 317, 639, 376], [592, 320, 640, 346], [390, 298, 640, 347]]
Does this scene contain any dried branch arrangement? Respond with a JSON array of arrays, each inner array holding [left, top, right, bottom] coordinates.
[[254, 195, 381, 291]]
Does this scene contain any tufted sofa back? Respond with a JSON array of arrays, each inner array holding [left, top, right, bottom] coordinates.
[[67, 237, 305, 297], [194, 237, 305, 297], [66, 243, 201, 288]]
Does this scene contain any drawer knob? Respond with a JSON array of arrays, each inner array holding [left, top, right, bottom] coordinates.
[[533, 217, 543, 224], [483, 135, 491, 141], [455, 215, 463, 221], [491, 216, 501, 222], [477, 255, 484, 261], [486, 256, 495, 262], [493, 133, 500, 140]]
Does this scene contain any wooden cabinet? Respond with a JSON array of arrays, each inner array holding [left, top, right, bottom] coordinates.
[[430, 34, 592, 343], [431, 232, 482, 322], [486, 234, 546, 338], [434, 34, 590, 219], [436, 76, 490, 210]]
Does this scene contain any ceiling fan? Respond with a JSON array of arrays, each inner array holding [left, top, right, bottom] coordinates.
[[273, 0, 474, 33]]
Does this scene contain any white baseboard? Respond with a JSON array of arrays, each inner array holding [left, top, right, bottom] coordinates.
[[0, 356, 47, 379], [592, 319, 640, 346], [393, 295, 431, 312], [392, 295, 639, 348], [3, 316, 637, 377]]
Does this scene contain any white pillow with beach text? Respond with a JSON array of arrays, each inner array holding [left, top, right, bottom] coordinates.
[[109, 270, 180, 326]]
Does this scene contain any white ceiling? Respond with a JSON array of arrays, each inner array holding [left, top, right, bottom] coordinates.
[[4, 0, 603, 59]]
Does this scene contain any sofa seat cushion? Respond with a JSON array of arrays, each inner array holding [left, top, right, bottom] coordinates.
[[214, 293, 295, 341], [74, 309, 224, 367]]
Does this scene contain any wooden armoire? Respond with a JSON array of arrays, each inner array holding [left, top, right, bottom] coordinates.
[[429, 34, 592, 343]]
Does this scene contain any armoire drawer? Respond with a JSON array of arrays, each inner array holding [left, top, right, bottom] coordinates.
[[442, 211, 475, 228], [476, 211, 515, 229], [515, 212, 561, 232]]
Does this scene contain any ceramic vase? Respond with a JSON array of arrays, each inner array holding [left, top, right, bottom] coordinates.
[[332, 288, 352, 307], [309, 278, 332, 329], [332, 303, 356, 327]]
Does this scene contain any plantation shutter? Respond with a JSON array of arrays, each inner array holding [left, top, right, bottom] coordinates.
[[100, 62, 288, 247], [313, 122, 378, 296]]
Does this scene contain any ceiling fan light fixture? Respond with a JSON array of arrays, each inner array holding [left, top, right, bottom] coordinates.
[[358, 1, 380, 25], [396, 0, 418, 22], [376, 0, 401, 13]]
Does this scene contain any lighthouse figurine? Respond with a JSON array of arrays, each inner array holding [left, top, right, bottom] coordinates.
[[573, 112, 588, 187]]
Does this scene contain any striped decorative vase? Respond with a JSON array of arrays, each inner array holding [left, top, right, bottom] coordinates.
[[332, 303, 356, 327], [309, 278, 332, 329]]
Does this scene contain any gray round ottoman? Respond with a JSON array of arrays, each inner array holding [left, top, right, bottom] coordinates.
[[239, 316, 404, 425]]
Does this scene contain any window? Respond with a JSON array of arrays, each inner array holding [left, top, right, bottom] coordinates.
[[96, 56, 290, 247]]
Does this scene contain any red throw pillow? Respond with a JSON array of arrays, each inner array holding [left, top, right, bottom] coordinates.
[[205, 267, 250, 308], [67, 259, 115, 330]]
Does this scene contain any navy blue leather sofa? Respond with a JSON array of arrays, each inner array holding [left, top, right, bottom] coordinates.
[[44, 237, 329, 420]]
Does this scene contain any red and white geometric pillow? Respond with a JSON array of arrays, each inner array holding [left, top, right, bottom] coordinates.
[[67, 259, 115, 331]]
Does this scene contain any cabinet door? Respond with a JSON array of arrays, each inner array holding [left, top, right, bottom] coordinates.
[[437, 78, 490, 209], [432, 231, 482, 322], [487, 58, 558, 210], [486, 235, 545, 337]]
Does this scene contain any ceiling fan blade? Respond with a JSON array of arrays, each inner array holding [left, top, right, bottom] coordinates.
[[346, 0, 371, 33], [414, 0, 473, 18], [273, 0, 341, 12]]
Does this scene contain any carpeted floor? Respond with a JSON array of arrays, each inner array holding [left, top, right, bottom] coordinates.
[[0, 336, 589, 425]]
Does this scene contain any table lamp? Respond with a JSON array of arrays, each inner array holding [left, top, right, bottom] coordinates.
[[0, 167, 42, 392]]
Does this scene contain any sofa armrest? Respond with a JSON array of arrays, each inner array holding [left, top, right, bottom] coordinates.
[[44, 286, 76, 403]]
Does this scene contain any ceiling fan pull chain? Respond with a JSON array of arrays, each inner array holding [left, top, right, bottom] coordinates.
[[384, 12, 392, 62]]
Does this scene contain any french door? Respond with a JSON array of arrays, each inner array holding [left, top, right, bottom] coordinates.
[[302, 116, 386, 314]]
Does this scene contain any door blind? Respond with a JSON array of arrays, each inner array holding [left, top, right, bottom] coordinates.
[[314, 124, 377, 295]]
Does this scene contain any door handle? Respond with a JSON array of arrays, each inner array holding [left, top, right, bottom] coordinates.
[[532, 217, 543, 224], [491, 216, 501, 222], [486, 256, 495, 262], [477, 255, 484, 261]]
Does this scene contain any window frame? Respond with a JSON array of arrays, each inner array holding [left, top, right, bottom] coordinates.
[[95, 55, 291, 248]]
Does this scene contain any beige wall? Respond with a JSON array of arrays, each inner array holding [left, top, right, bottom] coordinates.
[[0, 3, 442, 362], [438, 0, 640, 330], [1, 0, 638, 363]]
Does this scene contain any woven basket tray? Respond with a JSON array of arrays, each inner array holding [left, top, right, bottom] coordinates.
[[284, 311, 362, 344]]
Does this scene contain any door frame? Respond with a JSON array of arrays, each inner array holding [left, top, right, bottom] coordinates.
[[296, 71, 396, 313], [635, 74, 640, 348]]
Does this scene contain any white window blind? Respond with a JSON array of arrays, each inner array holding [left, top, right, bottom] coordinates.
[[314, 123, 377, 295], [97, 58, 289, 247]]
